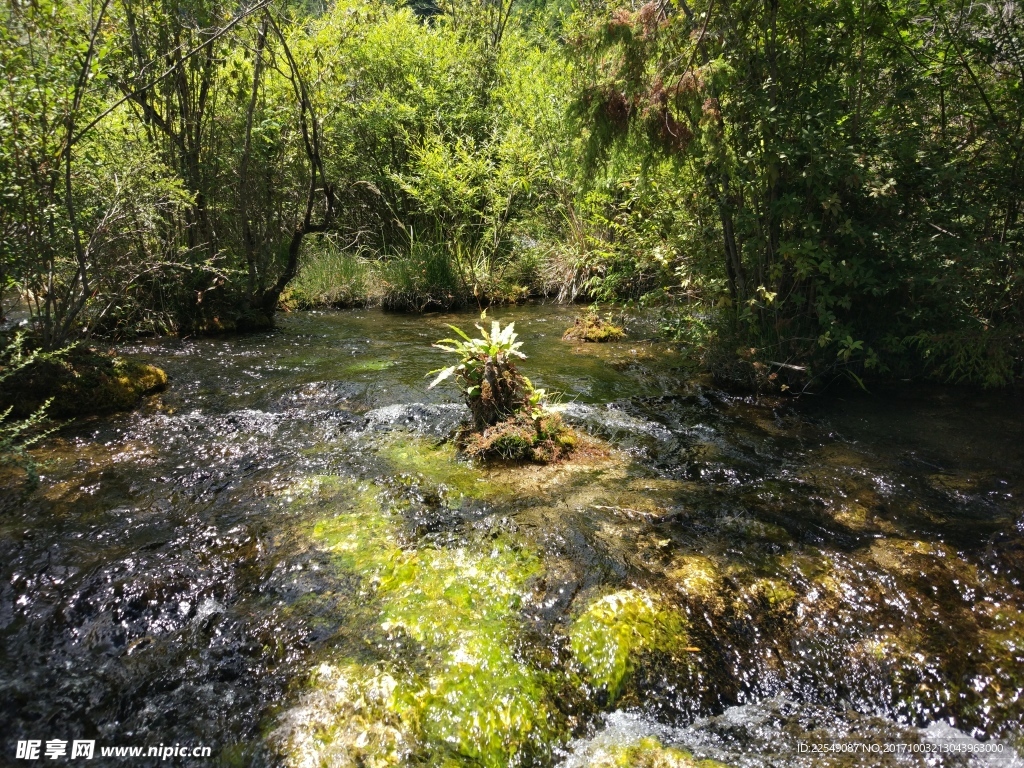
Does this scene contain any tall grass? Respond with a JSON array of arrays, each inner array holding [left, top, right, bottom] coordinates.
[[286, 244, 374, 309], [377, 239, 468, 311], [288, 234, 544, 312]]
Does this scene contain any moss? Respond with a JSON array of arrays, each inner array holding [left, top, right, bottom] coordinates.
[[666, 555, 721, 606], [747, 578, 797, 611], [0, 345, 167, 418], [378, 437, 497, 501], [563, 313, 626, 343], [275, 476, 560, 768], [461, 413, 578, 464], [584, 736, 729, 768], [569, 589, 689, 702]]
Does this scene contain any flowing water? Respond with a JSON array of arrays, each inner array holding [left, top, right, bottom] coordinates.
[[1, 305, 1023, 767]]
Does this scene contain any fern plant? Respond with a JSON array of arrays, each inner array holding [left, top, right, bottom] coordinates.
[[428, 318, 544, 431]]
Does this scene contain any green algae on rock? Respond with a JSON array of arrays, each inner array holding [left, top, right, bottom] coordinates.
[[569, 589, 691, 702], [665, 555, 721, 607], [274, 475, 562, 767], [378, 437, 499, 503]]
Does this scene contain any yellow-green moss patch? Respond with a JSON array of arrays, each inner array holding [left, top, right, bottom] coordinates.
[[378, 436, 500, 502], [569, 589, 690, 702], [666, 555, 721, 606], [275, 476, 560, 767], [563, 313, 626, 343]]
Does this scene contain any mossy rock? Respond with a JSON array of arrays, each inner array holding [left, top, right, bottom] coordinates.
[[461, 412, 578, 463], [563, 313, 626, 343], [666, 555, 723, 611], [0, 346, 167, 418], [272, 477, 562, 767]]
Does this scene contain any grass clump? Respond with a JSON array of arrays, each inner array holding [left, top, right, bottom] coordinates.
[[378, 240, 467, 312], [563, 311, 626, 343], [284, 244, 373, 309], [569, 589, 690, 703]]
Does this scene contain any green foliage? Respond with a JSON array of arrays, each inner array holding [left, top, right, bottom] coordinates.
[[4, 0, 1021, 387], [659, 310, 712, 351], [568, 0, 1024, 386], [0, 333, 58, 487]]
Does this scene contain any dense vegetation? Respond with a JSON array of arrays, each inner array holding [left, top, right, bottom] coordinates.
[[1, 0, 1021, 386]]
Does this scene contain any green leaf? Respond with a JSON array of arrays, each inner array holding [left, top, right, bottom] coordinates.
[[427, 365, 458, 389]]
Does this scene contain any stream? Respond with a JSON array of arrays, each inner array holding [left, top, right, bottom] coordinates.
[[1, 305, 1022, 767]]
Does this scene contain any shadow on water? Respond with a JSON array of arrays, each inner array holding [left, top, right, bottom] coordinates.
[[1, 305, 1022, 766]]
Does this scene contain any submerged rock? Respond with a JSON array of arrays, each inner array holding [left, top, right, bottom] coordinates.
[[558, 712, 729, 768], [271, 475, 562, 768], [562, 699, 1022, 768], [555, 403, 675, 448], [677, 696, 1023, 767], [361, 402, 470, 438]]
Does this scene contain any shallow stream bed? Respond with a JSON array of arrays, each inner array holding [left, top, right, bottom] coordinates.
[[2, 306, 1022, 767]]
